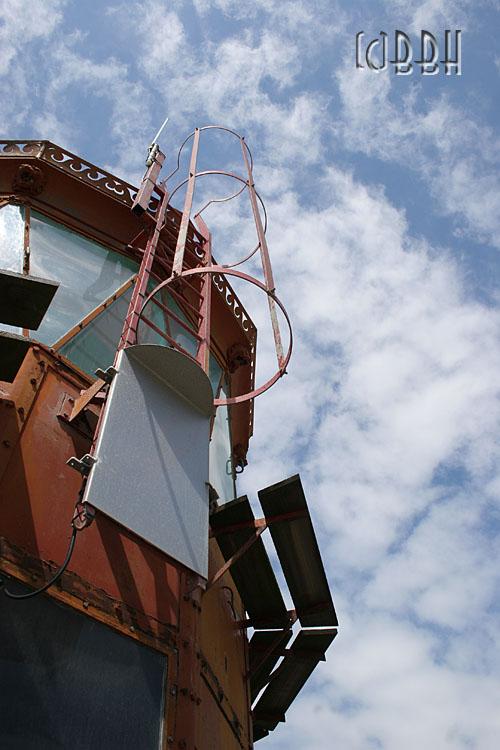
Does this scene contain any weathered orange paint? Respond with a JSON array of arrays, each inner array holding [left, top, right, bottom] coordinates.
[[0, 347, 181, 633], [0, 144, 257, 748]]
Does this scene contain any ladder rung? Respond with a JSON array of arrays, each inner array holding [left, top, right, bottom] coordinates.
[[139, 317, 199, 361], [149, 296, 202, 341], [168, 286, 203, 319]]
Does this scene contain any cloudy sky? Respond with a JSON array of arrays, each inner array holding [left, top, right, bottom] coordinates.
[[2, 0, 500, 747]]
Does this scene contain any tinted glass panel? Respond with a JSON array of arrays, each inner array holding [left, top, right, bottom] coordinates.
[[139, 283, 198, 357], [0, 204, 24, 273], [0, 205, 24, 335], [0, 588, 166, 750], [29, 211, 137, 344], [59, 286, 133, 376]]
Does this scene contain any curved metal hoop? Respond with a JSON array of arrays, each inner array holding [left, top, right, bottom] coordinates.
[[138, 266, 293, 407], [164, 125, 254, 185], [167, 168, 268, 270], [165, 125, 265, 270]]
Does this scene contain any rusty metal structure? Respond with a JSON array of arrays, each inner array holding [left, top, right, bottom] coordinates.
[[0, 132, 337, 748]]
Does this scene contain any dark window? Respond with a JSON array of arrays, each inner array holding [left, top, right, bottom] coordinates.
[[0, 589, 167, 749]]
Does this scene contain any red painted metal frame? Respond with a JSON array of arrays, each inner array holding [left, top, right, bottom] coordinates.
[[131, 149, 165, 216], [60, 124, 290, 411], [139, 266, 293, 407], [194, 214, 212, 372], [239, 138, 285, 369], [172, 128, 200, 277], [118, 187, 169, 350], [167, 169, 268, 271]]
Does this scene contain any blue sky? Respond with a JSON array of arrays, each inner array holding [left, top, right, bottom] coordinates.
[[1, 1, 500, 747]]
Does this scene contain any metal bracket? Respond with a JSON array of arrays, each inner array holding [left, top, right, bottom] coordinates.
[[66, 453, 97, 477], [68, 378, 106, 422], [209, 509, 307, 538], [206, 524, 267, 591], [94, 365, 118, 385], [236, 610, 299, 630]]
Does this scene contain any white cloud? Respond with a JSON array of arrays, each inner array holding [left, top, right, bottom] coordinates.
[[387, 0, 476, 34], [0, 0, 65, 76], [241, 166, 500, 746], [272, 613, 500, 750], [335, 60, 500, 248], [124, 0, 334, 167]]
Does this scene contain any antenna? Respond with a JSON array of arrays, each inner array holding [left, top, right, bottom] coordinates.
[[132, 115, 169, 216], [146, 115, 169, 167]]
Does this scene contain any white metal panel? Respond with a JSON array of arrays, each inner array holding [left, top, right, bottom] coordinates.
[[82, 344, 213, 578]]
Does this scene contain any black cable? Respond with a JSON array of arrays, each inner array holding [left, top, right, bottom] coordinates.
[[1, 527, 78, 600], [221, 585, 237, 620]]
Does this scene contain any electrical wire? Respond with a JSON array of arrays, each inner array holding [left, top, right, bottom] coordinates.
[[221, 585, 237, 620], [1, 527, 78, 600]]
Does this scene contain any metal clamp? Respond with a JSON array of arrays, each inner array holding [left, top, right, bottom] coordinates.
[[72, 501, 96, 530], [94, 365, 118, 385], [66, 453, 97, 477]]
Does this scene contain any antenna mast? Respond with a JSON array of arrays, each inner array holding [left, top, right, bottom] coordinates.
[[131, 115, 169, 216]]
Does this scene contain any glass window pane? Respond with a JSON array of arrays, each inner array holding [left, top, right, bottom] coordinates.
[[0, 587, 166, 750], [29, 211, 137, 345], [166, 295, 198, 357], [0, 204, 24, 273], [139, 283, 199, 357], [209, 377, 236, 504], [59, 286, 133, 376], [209, 353, 222, 396], [0, 205, 25, 335], [138, 282, 175, 347]]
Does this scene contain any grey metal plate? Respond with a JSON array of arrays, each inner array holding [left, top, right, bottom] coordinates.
[[83, 344, 213, 578]]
